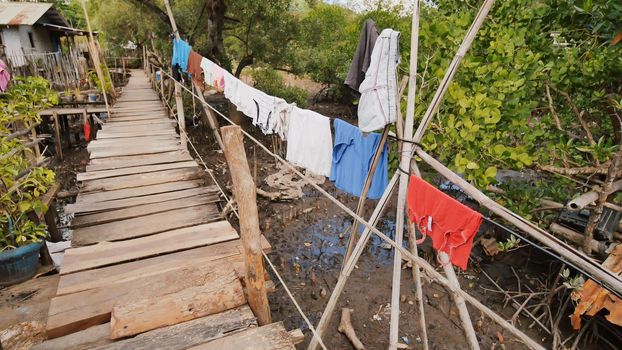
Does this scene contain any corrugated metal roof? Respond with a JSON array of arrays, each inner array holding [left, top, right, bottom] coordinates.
[[0, 2, 68, 27]]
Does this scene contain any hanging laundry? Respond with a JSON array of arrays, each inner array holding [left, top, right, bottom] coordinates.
[[223, 71, 240, 109], [200, 57, 225, 91], [330, 119, 388, 199], [357, 29, 400, 133], [407, 176, 483, 270], [286, 107, 333, 177], [248, 88, 278, 133], [0, 59, 10, 92], [186, 50, 204, 89], [172, 38, 191, 73], [345, 19, 379, 92], [273, 100, 295, 141]]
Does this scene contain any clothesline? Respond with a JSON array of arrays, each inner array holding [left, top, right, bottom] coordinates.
[[154, 65, 622, 300]]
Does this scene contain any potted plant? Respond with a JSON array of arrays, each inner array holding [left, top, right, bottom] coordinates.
[[74, 87, 84, 102], [0, 77, 57, 286]]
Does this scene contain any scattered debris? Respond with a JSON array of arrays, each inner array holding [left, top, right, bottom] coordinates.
[[257, 163, 324, 201], [571, 244, 622, 329], [480, 236, 501, 256], [338, 308, 365, 350], [0, 321, 46, 350]]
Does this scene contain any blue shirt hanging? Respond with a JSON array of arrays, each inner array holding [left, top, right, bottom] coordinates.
[[172, 38, 191, 73], [330, 119, 389, 199]]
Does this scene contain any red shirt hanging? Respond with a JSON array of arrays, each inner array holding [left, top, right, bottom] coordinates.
[[407, 175, 482, 270]]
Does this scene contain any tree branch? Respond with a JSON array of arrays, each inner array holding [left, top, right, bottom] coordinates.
[[188, 2, 208, 42], [234, 55, 253, 78], [547, 82, 595, 145], [123, 0, 183, 36]]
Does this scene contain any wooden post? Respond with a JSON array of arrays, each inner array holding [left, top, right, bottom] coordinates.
[[389, 2, 428, 349], [160, 71, 165, 96], [220, 125, 271, 326], [31, 128, 41, 160], [52, 112, 63, 160], [161, 0, 189, 151], [173, 80, 188, 150], [80, 0, 111, 117], [45, 204, 62, 242]]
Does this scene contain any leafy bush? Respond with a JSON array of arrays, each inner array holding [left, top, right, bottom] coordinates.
[[251, 67, 309, 108], [1, 77, 57, 251]]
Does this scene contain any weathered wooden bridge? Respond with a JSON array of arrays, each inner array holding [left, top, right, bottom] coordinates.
[[34, 70, 300, 350]]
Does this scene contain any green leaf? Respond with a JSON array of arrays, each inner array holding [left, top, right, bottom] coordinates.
[[485, 167, 498, 178], [466, 161, 480, 170]]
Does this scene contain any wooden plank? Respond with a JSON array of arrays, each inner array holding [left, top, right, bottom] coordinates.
[[47, 258, 241, 338], [75, 180, 202, 204], [110, 269, 246, 339], [102, 119, 175, 127], [87, 139, 180, 151], [80, 168, 203, 192], [31, 324, 112, 350], [71, 205, 221, 246], [71, 194, 219, 228], [63, 220, 238, 273], [93, 307, 256, 350], [86, 151, 192, 171], [108, 115, 167, 122], [78, 160, 196, 182], [188, 322, 296, 350], [101, 123, 174, 132], [56, 236, 271, 296], [96, 130, 177, 140], [68, 186, 215, 214], [90, 144, 183, 159]]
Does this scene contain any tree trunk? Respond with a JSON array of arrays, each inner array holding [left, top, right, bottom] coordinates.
[[205, 0, 229, 70]]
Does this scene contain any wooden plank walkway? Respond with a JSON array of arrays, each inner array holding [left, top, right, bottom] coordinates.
[[39, 70, 299, 350]]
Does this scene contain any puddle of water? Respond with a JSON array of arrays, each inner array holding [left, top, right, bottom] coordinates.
[[291, 215, 410, 270]]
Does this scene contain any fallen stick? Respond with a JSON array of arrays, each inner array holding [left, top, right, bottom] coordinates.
[[338, 308, 364, 350]]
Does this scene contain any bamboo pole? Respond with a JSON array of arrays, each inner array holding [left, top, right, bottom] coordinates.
[[162, 0, 225, 152], [309, 173, 399, 350], [221, 125, 271, 326], [52, 112, 63, 161], [439, 252, 480, 349], [389, 2, 429, 349], [343, 126, 389, 265], [193, 83, 225, 151], [80, 0, 111, 118], [162, 0, 187, 150], [412, 0, 496, 143]]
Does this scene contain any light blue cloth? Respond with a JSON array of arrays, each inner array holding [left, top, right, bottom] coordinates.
[[172, 38, 191, 72], [330, 119, 389, 199]]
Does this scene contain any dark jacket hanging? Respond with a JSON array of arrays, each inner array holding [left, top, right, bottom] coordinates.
[[344, 19, 379, 92]]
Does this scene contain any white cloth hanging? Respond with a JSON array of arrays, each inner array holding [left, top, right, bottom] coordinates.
[[357, 29, 400, 133], [286, 107, 333, 177], [274, 100, 295, 140]]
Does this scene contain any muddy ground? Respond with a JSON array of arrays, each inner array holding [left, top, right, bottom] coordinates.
[[187, 97, 573, 350], [0, 97, 614, 350]]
